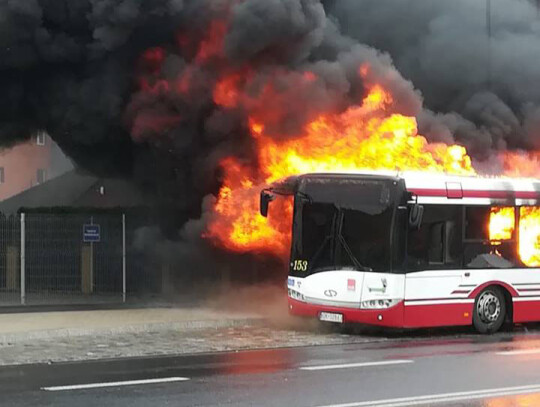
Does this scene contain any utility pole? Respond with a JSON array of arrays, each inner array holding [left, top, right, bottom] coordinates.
[[486, 0, 492, 90]]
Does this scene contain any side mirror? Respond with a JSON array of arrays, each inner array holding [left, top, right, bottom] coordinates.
[[260, 190, 275, 217], [409, 204, 424, 229]]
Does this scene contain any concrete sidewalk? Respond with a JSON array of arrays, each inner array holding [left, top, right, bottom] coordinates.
[[0, 307, 263, 343]]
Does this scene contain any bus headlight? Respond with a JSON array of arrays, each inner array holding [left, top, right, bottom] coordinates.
[[360, 299, 400, 309], [288, 289, 305, 302]]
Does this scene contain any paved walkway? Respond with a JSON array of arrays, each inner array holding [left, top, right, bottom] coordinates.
[[0, 302, 506, 366], [0, 307, 261, 343], [0, 301, 394, 366], [0, 287, 395, 366]]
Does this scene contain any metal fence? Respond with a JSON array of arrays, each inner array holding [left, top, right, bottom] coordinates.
[[0, 212, 134, 306]]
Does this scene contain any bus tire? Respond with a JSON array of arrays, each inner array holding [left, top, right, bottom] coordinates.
[[473, 286, 506, 334]]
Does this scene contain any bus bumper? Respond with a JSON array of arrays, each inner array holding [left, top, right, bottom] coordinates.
[[288, 297, 404, 327]]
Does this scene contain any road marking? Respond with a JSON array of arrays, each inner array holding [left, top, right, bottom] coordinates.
[[299, 359, 413, 371], [316, 383, 540, 407], [41, 377, 190, 391], [497, 348, 540, 356]]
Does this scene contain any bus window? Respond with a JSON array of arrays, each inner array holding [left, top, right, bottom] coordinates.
[[407, 205, 461, 271], [465, 206, 490, 240], [293, 202, 336, 276], [291, 200, 395, 275], [392, 207, 407, 272], [428, 222, 445, 264], [518, 206, 540, 267], [464, 206, 518, 268], [340, 207, 393, 272]]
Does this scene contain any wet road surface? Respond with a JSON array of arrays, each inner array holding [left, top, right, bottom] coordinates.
[[3, 327, 540, 406]]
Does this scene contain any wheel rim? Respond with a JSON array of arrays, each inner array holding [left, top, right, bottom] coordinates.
[[477, 291, 501, 324]]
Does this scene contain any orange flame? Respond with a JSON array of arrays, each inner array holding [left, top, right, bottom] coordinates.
[[488, 207, 540, 267], [489, 207, 515, 241], [206, 84, 476, 256], [208, 157, 293, 254], [519, 207, 540, 267], [135, 20, 540, 268]]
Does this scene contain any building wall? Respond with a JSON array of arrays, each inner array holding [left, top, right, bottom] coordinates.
[[0, 132, 54, 201]]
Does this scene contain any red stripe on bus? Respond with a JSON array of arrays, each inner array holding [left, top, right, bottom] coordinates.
[[468, 281, 519, 298], [288, 298, 404, 327], [405, 297, 468, 302], [408, 188, 540, 200], [403, 302, 472, 328], [514, 300, 540, 323], [288, 298, 472, 328], [290, 295, 540, 328]]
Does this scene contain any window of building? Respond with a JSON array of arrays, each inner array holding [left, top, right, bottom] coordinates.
[[0, 167, 5, 184], [36, 169, 47, 184], [36, 131, 46, 146]]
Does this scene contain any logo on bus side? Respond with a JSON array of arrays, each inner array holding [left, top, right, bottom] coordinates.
[[347, 279, 356, 291], [368, 278, 387, 293], [324, 289, 337, 297]]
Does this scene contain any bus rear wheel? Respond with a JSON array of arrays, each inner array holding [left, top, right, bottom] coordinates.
[[473, 286, 506, 334]]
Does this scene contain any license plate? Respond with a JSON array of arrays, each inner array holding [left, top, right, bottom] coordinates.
[[319, 312, 343, 323]]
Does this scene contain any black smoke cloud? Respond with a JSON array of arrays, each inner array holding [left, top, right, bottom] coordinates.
[[327, 0, 540, 157], [0, 0, 223, 233], [0, 0, 423, 236], [0, 0, 537, 239]]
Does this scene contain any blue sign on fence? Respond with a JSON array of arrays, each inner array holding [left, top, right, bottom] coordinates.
[[83, 224, 100, 242]]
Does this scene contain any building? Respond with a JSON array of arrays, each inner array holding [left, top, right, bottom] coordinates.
[[0, 170, 159, 305], [0, 131, 73, 201]]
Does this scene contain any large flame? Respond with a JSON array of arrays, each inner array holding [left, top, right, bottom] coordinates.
[[488, 207, 540, 267], [518, 207, 540, 267], [207, 77, 540, 265], [489, 207, 515, 241], [206, 84, 476, 256], [135, 22, 540, 266]]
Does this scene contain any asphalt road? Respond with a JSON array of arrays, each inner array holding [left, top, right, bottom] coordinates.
[[3, 328, 540, 406]]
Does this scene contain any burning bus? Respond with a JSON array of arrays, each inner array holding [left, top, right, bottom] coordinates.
[[260, 171, 540, 334]]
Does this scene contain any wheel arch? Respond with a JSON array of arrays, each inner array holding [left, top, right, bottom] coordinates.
[[468, 281, 518, 299]]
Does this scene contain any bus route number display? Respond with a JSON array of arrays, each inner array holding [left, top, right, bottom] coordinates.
[[292, 260, 308, 271]]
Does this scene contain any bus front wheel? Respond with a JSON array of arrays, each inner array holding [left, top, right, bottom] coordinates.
[[473, 286, 506, 334]]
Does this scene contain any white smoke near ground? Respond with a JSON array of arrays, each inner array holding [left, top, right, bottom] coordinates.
[[204, 283, 323, 330]]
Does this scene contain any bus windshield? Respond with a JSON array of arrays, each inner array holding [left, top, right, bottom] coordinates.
[[289, 176, 400, 276]]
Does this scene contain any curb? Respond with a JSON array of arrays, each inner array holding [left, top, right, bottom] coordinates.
[[0, 317, 265, 344]]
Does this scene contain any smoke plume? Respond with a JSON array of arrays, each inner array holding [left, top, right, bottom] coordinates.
[[1, 0, 538, 245], [328, 0, 540, 157]]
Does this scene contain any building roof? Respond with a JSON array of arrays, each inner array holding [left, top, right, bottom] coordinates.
[[0, 170, 148, 214]]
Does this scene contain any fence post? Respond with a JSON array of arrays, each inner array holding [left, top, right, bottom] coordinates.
[[122, 213, 126, 303], [20, 213, 25, 305], [90, 216, 94, 293]]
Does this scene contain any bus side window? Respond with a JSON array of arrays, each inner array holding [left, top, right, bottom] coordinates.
[[463, 206, 517, 269], [407, 205, 461, 271], [428, 222, 444, 264], [427, 221, 458, 264], [392, 206, 408, 272]]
